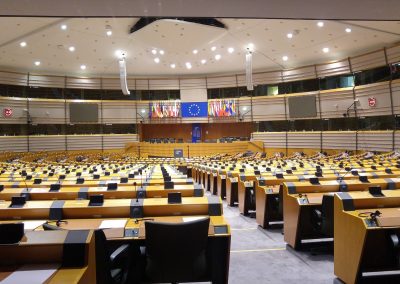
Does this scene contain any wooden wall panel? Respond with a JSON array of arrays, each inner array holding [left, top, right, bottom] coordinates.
[[141, 122, 253, 142]]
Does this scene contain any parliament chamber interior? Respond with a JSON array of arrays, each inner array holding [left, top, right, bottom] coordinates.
[[1, 1, 400, 283]]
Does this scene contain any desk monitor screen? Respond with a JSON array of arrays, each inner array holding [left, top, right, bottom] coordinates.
[[164, 181, 174, 189], [168, 192, 182, 204], [0, 223, 24, 244], [33, 178, 42, 184], [359, 175, 369, 183], [10, 196, 26, 208], [93, 174, 100, 179], [239, 168, 245, 173], [309, 177, 319, 185], [76, 177, 85, 184], [89, 194, 104, 206], [369, 186, 384, 197], [276, 173, 284, 179], [107, 183, 118, 190], [254, 170, 261, 175], [164, 176, 172, 182], [50, 184, 61, 192], [120, 177, 128, 184]]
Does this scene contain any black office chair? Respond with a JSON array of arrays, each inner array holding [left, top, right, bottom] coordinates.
[[311, 193, 335, 237], [141, 217, 210, 283], [94, 229, 131, 284], [0, 223, 24, 244]]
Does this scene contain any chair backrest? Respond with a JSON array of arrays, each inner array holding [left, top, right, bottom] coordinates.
[[94, 229, 113, 284], [321, 193, 335, 237], [0, 223, 24, 244], [144, 217, 210, 283]]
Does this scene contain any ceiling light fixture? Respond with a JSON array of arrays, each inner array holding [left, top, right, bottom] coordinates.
[[192, 49, 198, 54], [61, 24, 67, 30], [247, 43, 255, 52], [317, 21, 324, 27], [80, 64, 86, 70], [105, 25, 112, 36], [228, 47, 235, 53], [345, 28, 352, 33], [282, 56, 288, 61], [185, 62, 192, 69], [20, 41, 27, 47], [115, 50, 126, 59], [34, 61, 41, 66], [287, 33, 293, 39], [159, 50, 165, 55], [154, 57, 160, 63], [211, 46, 216, 51], [151, 49, 157, 55], [201, 59, 207, 64], [170, 63, 176, 69], [322, 47, 330, 53], [68, 46, 75, 52], [215, 54, 221, 60]]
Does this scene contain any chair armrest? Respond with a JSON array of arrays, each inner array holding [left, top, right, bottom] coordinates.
[[110, 244, 130, 263]]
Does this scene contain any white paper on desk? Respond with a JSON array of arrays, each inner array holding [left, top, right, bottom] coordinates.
[[2, 263, 60, 284], [182, 216, 207, 223], [23, 220, 46, 231], [99, 219, 127, 229]]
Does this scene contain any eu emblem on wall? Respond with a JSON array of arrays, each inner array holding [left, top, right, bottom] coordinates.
[[3, 108, 13, 118]]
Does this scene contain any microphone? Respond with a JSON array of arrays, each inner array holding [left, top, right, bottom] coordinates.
[[337, 167, 353, 182]]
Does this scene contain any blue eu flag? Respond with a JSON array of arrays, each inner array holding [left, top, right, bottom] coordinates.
[[181, 102, 208, 117]]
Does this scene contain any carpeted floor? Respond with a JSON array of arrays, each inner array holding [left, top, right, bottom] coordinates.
[[223, 200, 335, 284]]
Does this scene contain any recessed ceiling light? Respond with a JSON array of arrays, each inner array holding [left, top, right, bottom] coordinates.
[[215, 54, 221, 60], [170, 63, 176, 69], [159, 50, 165, 55], [345, 28, 352, 33], [106, 30, 112, 36], [154, 57, 160, 63], [247, 43, 255, 52], [68, 46, 75, 52], [322, 47, 330, 53], [185, 62, 192, 69], [20, 41, 27, 47], [151, 49, 157, 55], [115, 50, 126, 59], [61, 24, 67, 30], [34, 61, 41, 66], [80, 64, 86, 70], [201, 59, 207, 64], [287, 33, 293, 39], [192, 49, 198, 54], [211, 46, 216, 51], [317, 21, 324, 27], [228, 47, 234, 53], [282, 56, 289, 61]]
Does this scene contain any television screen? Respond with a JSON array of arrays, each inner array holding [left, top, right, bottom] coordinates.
[[69, 103, 99, 123], [288, 95, 317, 118]]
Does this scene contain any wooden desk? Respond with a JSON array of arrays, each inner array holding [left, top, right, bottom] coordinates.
[[0, 196, 223, 220], [283, 179, 400, 249], [226, 177, 238, 207], [0, 230, 96, 283], [25, 215, 231, 284], [0, 184, 203, 201], [334, 191, 400, 284]]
